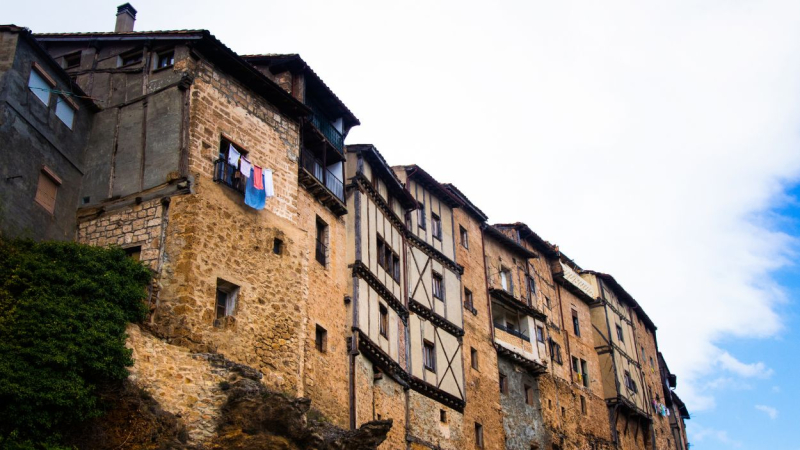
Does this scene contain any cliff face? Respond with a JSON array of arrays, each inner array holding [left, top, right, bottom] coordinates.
[[63, 324, 391, 450]]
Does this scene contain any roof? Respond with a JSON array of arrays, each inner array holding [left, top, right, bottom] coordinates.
[[442, 183, 488, 222], [583, 270, 657, 331], [483, 225, 538, 259], [1, 25, 99, 111], [394, 165, 464, 209], [346, 144, 416, 209], [671, 391, 690, 419], [34, 30, 309, 119], [242, 54, 359, 129], [494, 222, 559, 258]]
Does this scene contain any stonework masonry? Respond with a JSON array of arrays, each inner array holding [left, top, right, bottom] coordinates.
[[1, 16, 693, 450]]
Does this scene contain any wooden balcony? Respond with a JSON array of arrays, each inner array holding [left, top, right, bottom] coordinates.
[[299, 148, 347, 216]]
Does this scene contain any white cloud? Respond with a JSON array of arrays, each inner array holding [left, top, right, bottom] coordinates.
[[755, 404, 779, 420], [689, 423, 743, 448], [703, 377, 752, 391], [772, 386, 781, 393], [717, 352, 774, 379]]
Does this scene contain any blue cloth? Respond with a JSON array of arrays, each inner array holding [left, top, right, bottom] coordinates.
[[244, 168, 266, 210]]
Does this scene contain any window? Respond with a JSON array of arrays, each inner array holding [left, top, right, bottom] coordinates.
[[55, 96, 76, 129], [28, 66, 52, 106], [215, 138, 248, 192], [464, 288, 475, 313], [124, 245, 142, 261], [616, 324, 624, 342], [214, 279, 239, 325], [431, 212, 442, 240], [623, 370, 637, 393], [440, 409, 447, 423], [432, 272, 444, 300], [155, 49, 175, 69], [63, 52, 81, 69], [423, 340, 436, 371], [379, 304, 389, 338], [641, 346, 646, 362], [527, 275, 536, 299], [316, 217, 328, 266], [460, 225, 469, 248], [572, 356, 580, 374], [118, 50, 142, 67], [315, 324, 327, 352], [545, 296, 551, 309], [536, 326, 545, 343], [561, 406, 566, 418], [273, 238, 283, 255], [581, 359, 589, 387], [550, 340, 563, 365], [500, 267, 512, 293], [525, 384, 534, 406], [417, 202, 426, 229], [34, 167, 61, 214], [471, 347, 479, 370], [572, 310, 581, 337], [649, 357, 655, 370], [377, 236, 385, 268], [392, 253, 401, 281], [580, 395, 587, 414], [499, 372, 508, 394], [474, 423, 484, 448]]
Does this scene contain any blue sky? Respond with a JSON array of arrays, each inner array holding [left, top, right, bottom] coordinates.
[[2, 1, 799, 448]]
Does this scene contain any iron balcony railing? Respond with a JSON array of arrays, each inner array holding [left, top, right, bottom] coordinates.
[[315, 239, 327, 266], [307, 100, 344, 153], [213, 159, 246, 195], [299, 148, 345, 202], [494, 322, 531, 342]]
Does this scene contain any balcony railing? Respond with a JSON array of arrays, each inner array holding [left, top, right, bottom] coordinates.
[[308, 100, 344, 152], [494, 322, 530, 342], [315, 239, 327, 266], [213, 159, 246, 195], [299, 148, 344, 202]]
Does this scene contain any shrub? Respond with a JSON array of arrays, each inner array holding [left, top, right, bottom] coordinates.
[[0, 238, 151, 445]]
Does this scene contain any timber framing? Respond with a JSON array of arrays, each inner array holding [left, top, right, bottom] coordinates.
[[608, 395, 652, 423], [496, 344, 548, 375], [351, 173, 406, 230], [408, 298, 465, 338], [355, 329, 409, 388], [553, 271, 600, 306], [406, 232, 464, 275], [407, 375, 466, 412], [351, 261, 408, 323], [489, 287, 547, 320]]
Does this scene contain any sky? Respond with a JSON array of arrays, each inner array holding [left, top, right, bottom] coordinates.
[[3, 1, 799, 448]]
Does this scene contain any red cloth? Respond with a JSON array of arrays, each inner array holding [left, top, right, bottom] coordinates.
[[253, 165, 264, 190]]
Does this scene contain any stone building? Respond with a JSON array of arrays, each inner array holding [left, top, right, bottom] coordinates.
[[658, 353, 691, 450], [0, 25, 96, 241]]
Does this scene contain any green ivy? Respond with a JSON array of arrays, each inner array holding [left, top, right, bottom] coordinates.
[[0, 238, 151, 446]]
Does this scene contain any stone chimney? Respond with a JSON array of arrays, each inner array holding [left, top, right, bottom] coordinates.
[[115, 3, 137, 32]]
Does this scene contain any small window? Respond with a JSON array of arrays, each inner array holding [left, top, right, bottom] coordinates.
[[55, 96, 76, 129], [572, 310, 581, 337], [500, 268, 512, 293], [581, 359, 589, 387], [464, 288, 474, 311], [417, 202, 426, 229], [431, 212, 442, 240], [63, 52, 81, 69], [118, 50, 143, 67], [475, 423, 484, 448], [377, 236, 385, 268], [28, 66, 52, 106], [623, 370, 637, 393], [432, 272, 444, 300], [215, 279, 239, 325], [499, 372, 508, 394], [34, 167, 61, 214], [561, 406, 566, 418], [641, 346, 646, 362], [379, 304, 389, 338], [550, 340, 563, 365], [315, 324, 327, 352], [572, 356, 580, 373], [423, 340, 436, 371], [580, 395, 587, 414], [273, 238, 283, 255], [650, 357, 655, 370], [536, 326, 545, 343], [316, 217, 328, 266], [155, 49, 175, 69], [548, 399, 552, 409], [545, 296, 551, 309], [384, 245, 393, 276], [459, 225, 469, 249], [524, 384, 534, 406], [616, 324, 624, 342], [440, 409, 447, 423], [124, 245, 142, 261], [471, 347, 479, 370], [527, 275, 536, 299], [392, 253, 401, 281]]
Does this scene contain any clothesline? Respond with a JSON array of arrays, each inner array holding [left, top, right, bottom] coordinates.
[[226, 143, 274, 210]]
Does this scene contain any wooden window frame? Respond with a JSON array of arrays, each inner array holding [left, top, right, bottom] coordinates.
[[423, 339, 436, 372], [214, 279, 239, 326], [536, 325, 545, 343], [572, 309, 581, 337], [475, 422, 484, 448], [315, 324, 328, 353], [417, 202, 426, 230], [470, 347, 479, 370], [379, 303, 389, 338], [524, 384, 534, 406], [34, 166, 61, 214], [432, 272, 444, 300], [431, 212, 442, 240], [459, 225, 469, 249], [499, 372, 508, 394]]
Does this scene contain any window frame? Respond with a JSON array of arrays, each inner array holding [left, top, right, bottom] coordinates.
[[315, 217, 328, 267], [423, 339, 436, 372], [214, 279, 239, 326], [431, 212, 442, 240], [459, 225, 469, 249], [28, 63, 54, 106], [616, 324, 624, 342], [55, 95, 77, 129], [379, 303, 389, 338], [524, 384, 534, 406], [499, 372, 508, 395], [117, 48, 144, 67], [432, 271, 444, 300], [154, 49, 175, 70], [63, 51, 81, 69], [536, 325, 545, 343], [417, 202, 426, 230], [470, 347, 479, 370], [315, 324, 328, 353], [34, 166, 61, 214], [572, 309, 581, 337]]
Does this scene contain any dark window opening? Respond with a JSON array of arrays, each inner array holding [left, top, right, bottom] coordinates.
[[464, 288, 474, 311], [581, 359, 589, 387], [215, 279, 239, 326], [549, 340, 563, 365], [460, 225, 469, 249], [475, 423, 484, 448], [471, 347, 479, 370], [580, 395, 587, 414], [432, 272, 444, 300], [525, 384, 534, 406], [616, 324, 624, 342], [431, 212, 442, 240], [315, 324, 327, 352], [63, 52, 81, 69], [379, 304, 389, 338], [315, 217, 328, 266], [440, 409, 447, 423], [392, 253, 401, 281], [418, 203, 426, 229], [499, 372, 508, 394], [273, 238, 283, 255], [214, 138, 248, 194], [572, 310, 581, 337], [124, 246, 142, 261], [536, 326, 545, 343], [156, 49, 175, 69], [118, 50, 143, 67], [423, 340, 436, 371]]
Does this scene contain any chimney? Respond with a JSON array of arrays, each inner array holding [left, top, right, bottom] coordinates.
[[115, 3, 137, 32]]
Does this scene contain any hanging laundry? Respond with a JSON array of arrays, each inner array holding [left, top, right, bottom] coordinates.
[[245, 167, 266, 210], [239, 156, 252, 177], [227, 144, 241, 168], [263, 168, 275, 198]]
